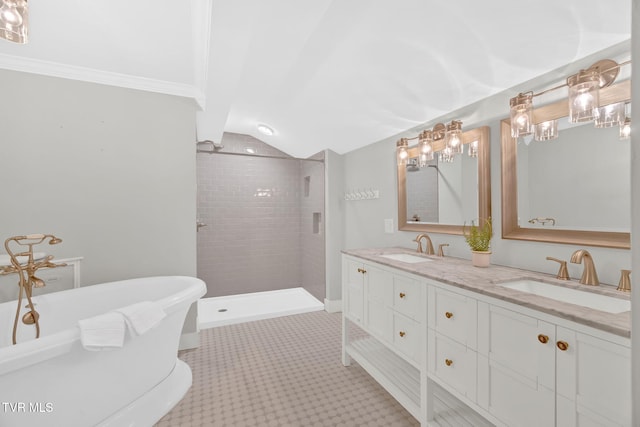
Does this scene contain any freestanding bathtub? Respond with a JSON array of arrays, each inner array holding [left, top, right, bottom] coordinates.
[[0, 275, 206, 427]]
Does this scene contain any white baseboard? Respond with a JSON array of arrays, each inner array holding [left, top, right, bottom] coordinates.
[[179, 332, 200, 350], [323, 298, 342, 313]]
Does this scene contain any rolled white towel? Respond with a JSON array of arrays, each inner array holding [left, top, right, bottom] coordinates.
[[116, 301, 166, 336], [78, 312, 125, 351]]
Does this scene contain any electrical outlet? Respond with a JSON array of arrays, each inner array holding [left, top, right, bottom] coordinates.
[[384, 219, 394, 234]]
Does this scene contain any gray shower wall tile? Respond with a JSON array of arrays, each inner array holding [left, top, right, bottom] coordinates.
[[197, 133, 325, 300]]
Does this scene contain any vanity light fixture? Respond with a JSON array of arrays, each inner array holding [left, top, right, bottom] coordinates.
[[0, 0, 28, 44], [395, 120, 464, 167], [508, 58, 631, 139]]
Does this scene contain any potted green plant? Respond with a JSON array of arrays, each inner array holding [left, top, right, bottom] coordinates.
[[463, 217, 493, 267]]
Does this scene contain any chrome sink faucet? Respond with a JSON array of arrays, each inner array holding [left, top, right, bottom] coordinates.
[[414, 233, 435, 255], [570, 249, 599, 286]]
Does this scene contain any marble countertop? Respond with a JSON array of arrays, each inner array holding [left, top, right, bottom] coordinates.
[[342, 247, 631, 338]]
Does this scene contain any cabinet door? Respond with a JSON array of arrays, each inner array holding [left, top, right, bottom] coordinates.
[[364, 264, 393, 342], [393, 275, 422, 320], [342, 257, 364, 325], [429, 286, 478, 349], [556, 327, 631, 427], [393, 313, 420, 364], [428, 330, 477, 402], [478, 304, 555, 427]]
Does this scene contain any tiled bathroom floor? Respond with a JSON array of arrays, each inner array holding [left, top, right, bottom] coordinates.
[[155, 311, 419, 426]]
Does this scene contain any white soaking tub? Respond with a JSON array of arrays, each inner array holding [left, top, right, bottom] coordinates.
[[0, 276, 206, 427]]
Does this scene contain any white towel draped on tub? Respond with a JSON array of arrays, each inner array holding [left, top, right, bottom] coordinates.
[[116, 301, 166, 336], [78, 312, 126, 351]]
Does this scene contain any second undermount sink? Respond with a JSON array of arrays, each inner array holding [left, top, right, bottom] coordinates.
[[498, 280, 630, 314], [380, 253, 433, 263]]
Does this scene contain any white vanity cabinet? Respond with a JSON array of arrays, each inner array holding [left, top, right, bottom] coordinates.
[[341, 255, 426, 421], [342, 252, 631, 427], [477, 302, 631, 427]]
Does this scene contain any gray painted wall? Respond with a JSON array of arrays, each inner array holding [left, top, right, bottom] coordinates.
[[324, 149, 344, 303], [0, 69, 198, 337]]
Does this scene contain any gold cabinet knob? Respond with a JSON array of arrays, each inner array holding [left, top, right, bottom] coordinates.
[[399, 292, 406, 298], [537, 334, 549, 344], [445, 312, 453, 319], [556, 341, 569, 351], [445, 359, 453, 366], [357, 268, 367, 274], [399, 331, 406, 338]]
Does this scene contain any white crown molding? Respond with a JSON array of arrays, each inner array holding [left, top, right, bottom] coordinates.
[[0, 53, 206, 109]]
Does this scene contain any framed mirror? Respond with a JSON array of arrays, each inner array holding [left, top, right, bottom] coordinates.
[[398, 126, 491, 234], [501, 80, 630, 249]]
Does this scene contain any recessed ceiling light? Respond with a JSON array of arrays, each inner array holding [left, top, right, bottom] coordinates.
[[257, 124, 275, 136]]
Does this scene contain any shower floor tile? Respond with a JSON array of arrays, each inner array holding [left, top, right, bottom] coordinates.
[[198, 287, 324, 329]]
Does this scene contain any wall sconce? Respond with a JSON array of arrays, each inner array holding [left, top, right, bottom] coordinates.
[[509, 58, 631, 143], [0, 0, 28, 44]]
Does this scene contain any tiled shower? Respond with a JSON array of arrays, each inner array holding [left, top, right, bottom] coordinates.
[[196, 133, 326, 301]]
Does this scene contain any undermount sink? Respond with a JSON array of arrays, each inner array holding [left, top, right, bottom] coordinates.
[[380, 253, 433, 264], [498, 280, 630, 314]]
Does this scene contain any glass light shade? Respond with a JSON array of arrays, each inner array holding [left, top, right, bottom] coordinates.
[[396, 138, 409, 166], [567, 69, 600, 123], [510, 93, 533, 138], [468, 140, 478, 157], [445, 120, 463, 155], [534, 120, 559, 141], [594, 102, 625, 128], [0, 0, 28, 44], [620, 117, 631, 140], [438, 146, 454, 163], [418, 131, 434, 165]]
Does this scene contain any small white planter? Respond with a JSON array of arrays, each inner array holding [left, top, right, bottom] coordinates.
[[472, 250, 491, 268]]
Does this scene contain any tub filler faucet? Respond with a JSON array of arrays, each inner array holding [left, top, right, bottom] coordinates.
[[1, 234, 66, 345]]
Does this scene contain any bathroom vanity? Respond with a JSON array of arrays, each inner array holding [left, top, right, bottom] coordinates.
[[341, 248, 631, 427]]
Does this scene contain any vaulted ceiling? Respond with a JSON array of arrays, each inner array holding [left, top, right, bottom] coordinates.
[[0, 0, 631, 158]]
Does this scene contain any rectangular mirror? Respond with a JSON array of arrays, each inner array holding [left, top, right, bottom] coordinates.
[[398, 126, 491, 234], [501, 80, 630, 249]]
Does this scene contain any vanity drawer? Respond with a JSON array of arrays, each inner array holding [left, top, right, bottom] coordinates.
[[393, 275, 422, 320], [428, 330, 477, 402], [429, 286, 477, 349], [393, 313, 421, 364]]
